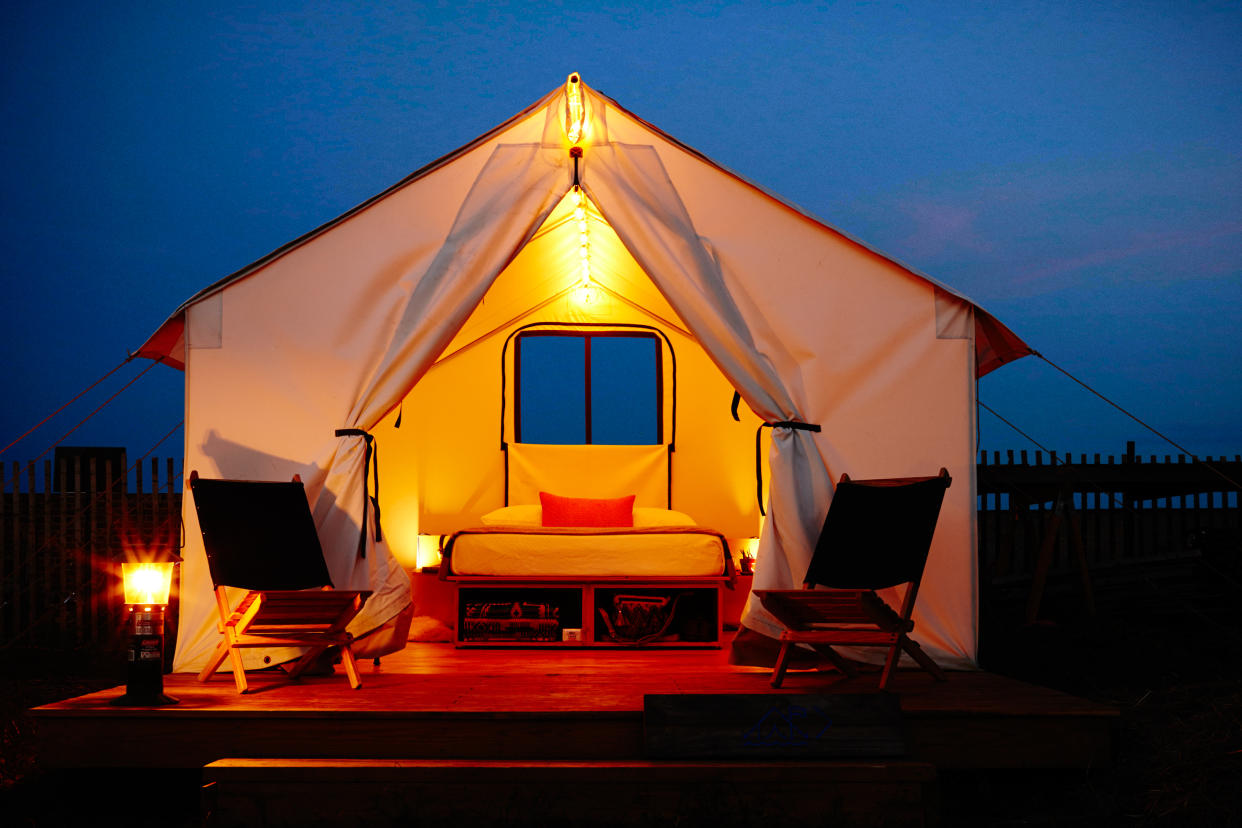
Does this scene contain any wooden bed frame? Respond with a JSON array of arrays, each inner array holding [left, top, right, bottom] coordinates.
[[444, 574, 730, 648]]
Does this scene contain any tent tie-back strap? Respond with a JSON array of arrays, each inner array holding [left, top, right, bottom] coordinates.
[[334, 428, 383, 558], [754, 420, 822, 516]]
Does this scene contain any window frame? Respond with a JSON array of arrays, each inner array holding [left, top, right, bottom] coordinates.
[[513, 329, 665, 445]]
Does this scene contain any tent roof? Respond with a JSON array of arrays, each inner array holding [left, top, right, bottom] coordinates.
[[134, 81, 1031, 375]]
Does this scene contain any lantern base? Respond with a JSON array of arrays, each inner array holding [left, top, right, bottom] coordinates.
[[110, 691, 179, 707], [116, 605, 177, 706]]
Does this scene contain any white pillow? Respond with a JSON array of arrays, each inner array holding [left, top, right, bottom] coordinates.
[[633, 507, 697, 527], [478, 504, 697, 528], [479, 505, 542, 527]]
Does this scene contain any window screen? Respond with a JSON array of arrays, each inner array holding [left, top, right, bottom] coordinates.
[[515, 331, 661, 445]]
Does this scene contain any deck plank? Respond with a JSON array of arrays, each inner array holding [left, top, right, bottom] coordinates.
[[31, 642, 1116, 770]]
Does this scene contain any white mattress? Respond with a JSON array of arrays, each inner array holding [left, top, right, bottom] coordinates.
[[447, 528, 727, 577]]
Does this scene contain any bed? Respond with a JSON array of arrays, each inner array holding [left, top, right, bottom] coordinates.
[[439, 444, 734, 647], [443, 505, 731, 578]]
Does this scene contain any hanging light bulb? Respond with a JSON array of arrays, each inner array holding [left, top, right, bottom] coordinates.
[[571, 184, 598, 307], [564, 73, 585, 146], [573, 185, 591, 283]]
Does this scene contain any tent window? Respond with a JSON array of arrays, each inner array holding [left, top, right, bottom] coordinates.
[[515, 332, 662, 445]]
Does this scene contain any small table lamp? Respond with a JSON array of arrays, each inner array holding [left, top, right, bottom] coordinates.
[[738, 537, 758, 575]]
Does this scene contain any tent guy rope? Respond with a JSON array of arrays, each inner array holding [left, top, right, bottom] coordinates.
[[0, 355, 134, 458], [1031, 352, 1240, 490], [3, 358, 164, 487]]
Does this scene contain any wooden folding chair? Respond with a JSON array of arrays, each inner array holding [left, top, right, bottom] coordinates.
[[754, 469, 952, 690], [189, 471, 372, 693]]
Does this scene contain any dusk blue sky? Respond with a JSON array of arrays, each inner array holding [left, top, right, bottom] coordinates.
[[2, 1, 1239, 478]]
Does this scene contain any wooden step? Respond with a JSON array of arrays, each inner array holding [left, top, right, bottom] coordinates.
[[203, 757, 937, 828]]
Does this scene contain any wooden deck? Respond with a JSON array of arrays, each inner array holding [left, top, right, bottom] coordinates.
[[32, 642, 1116, 773]]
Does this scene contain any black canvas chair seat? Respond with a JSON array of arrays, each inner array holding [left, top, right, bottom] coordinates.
[[189, 471, 372, 693], [754, 468, 951, 690]]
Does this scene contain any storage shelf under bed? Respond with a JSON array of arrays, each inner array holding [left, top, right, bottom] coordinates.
[[452, 579, 724, 648]]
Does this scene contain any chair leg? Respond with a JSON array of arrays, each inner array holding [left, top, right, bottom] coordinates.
[[340, 645, 363, 690], [879, 642, 902, 690], [286, 646, 328, 680], [810, 644, 857, 678], [198, 640, 231, 683], [900, 635, 947, 681], [770, 641, 794, 688], [227, 641, 249, 694]]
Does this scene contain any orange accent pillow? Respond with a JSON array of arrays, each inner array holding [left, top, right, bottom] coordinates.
[[539, 492, 636, 527]]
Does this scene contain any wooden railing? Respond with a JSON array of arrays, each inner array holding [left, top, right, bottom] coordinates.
[[0, 457, 181, 654]]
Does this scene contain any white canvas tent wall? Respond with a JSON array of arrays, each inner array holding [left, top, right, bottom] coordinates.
[[137, 76, 1030, 673]]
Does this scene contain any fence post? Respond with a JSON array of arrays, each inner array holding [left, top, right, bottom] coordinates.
[[0, 462, 5, 643], [3, 463, 15, 643], [12, 462, 24, 638], [166, 457, 177, 552], [978, 450, 988, 580], [26, 462, 36, 638], [88, 456, 100, 645], [164, 457, 179, 671], [104, 456, 118, 653], [71, 457, 83, 640], [151, 457, 161, 557], [1128, 441, 1139, 560], [136, 459, 145, 554], [56, 455, 67, 647]]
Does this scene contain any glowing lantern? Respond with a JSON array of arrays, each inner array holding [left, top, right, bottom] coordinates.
[[121, 561, 174, 606], [111, 559, 178, 707]]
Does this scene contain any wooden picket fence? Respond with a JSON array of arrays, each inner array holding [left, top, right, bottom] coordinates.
[[978, 447, 1241, 623], [0, 456, 181, 655], [1, 447, 1238, 651], [978, 448, 1240, 580]]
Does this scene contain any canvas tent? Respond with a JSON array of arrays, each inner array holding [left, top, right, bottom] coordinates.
[[137, 75, 1030, 674]]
